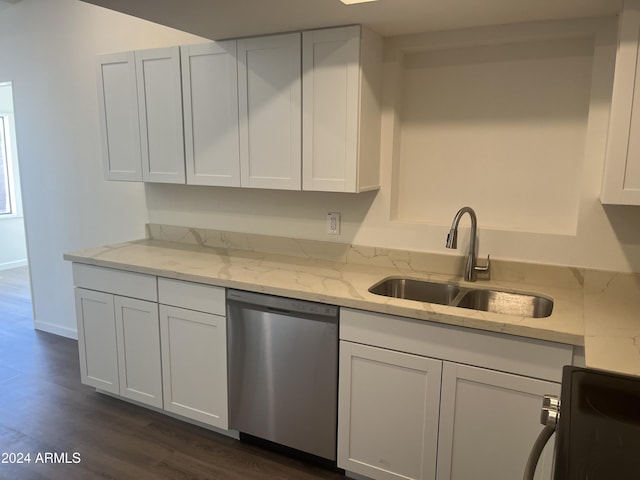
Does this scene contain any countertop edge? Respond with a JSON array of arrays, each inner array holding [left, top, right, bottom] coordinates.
[[63, 249, 585, 347]]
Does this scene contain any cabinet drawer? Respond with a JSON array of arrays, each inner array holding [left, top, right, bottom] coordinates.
[[72, 263, 157, 301], [341, 308, 573, 382], [158, 277, 225, 315]]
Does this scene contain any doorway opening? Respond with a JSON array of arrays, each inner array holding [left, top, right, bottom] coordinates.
[[0, 81, 32, 325]]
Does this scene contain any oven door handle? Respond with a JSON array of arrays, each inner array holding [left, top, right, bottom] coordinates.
[[523, 424, 555, 480], [523, 394, 560, 480]]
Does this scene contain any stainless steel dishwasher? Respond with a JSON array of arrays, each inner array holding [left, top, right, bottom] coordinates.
[[226, 289, 339, 462]]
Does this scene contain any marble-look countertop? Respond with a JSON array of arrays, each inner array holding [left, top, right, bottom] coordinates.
[[63, 225, 640, 377]]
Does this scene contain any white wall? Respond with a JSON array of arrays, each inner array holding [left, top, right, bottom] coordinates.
[[395, 36, 592, 235], [147, 16, 640, 274], [1, 1, 638, 339], [0, 218, 26, 270], [0, 83, 27, 270], [0, 0, 205, 337]]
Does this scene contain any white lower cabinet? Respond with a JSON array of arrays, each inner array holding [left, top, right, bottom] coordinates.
[[74, 288, 162, 408], [159, 304, 228, 429], [114, 296, 162, 408], [156, 277, 228, 429], [73, 263, 162, 410], [72, 264, 229, 431], [338, 342, 559, 480], [437, 362, 559, 480], [338, 342, 441, 480], [75, 288, 119, 395], [338, 308, 570, 480], [73, 263, 568, 477]]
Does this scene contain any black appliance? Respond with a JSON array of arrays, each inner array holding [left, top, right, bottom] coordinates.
[[525, 365, 640, 480]]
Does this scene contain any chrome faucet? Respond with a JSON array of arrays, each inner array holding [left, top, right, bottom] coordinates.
[[446, 206, 490, 282]]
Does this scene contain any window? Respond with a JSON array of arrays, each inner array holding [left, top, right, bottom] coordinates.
[[0, 114, 13, 215]]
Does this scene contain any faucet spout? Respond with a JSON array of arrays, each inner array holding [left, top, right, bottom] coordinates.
[[445, 206, 490, 282]]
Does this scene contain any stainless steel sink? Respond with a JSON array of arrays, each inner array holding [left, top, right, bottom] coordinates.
[[368, 277, 460, 305], [368, 277, 553, 318], [455, 289, 553, 318]]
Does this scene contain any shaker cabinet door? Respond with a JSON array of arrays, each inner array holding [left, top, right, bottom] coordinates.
[[182, 41, 241, 187], [114, 296, 162, 408], [302, 26, 360, 192], [437, 362, 559, 480], [338, 341, 442, 480], [97, 52, 142, 181], [602, 0, 640, 205], [159, 305, 228, 429], [75, 288, 119, 394], [238, 33, 302, 190], [136, 46, 185, 184], [302, 25, 382, 193]]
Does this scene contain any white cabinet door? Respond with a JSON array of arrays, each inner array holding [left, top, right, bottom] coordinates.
[[181, 41, 241, 187], [302, 26, 382, 193], [602, 0, 640, 205], [437, 362, 559, 480], [136, 46, 185, 184], [238, 33, 301, 190], [159, 305, 228, 429], [114, 296, 162, 408], [75, 288, 119, 394], [338, 341, 442, 480], [96, 52, 142, 181]]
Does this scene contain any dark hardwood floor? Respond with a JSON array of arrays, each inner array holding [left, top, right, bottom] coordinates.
[[0, 266, 345, 480]]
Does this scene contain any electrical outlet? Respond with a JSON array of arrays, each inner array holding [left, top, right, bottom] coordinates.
[[327, 212, 340, 235]]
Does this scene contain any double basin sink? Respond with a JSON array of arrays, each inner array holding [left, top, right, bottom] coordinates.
[[369, 277, 553, 318]]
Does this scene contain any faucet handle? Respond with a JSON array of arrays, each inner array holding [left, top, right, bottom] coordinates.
[[474, 254, 490, 274]]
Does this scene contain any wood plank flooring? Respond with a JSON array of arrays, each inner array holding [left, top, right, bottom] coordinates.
[[0, 266, 345, 480]]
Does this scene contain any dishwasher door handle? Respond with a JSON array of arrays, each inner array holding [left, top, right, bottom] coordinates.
[[266, 306, 292, 315]]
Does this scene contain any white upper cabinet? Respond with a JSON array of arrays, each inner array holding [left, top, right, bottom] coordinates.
[[96, 26, 383, 191], [302, 26, 383, 193], [97, 52, 142, 181], [181, 41, 241, 187], [238, 33, 302, 190], [602, 0, 640, 205], [135, 46, 186, 184]]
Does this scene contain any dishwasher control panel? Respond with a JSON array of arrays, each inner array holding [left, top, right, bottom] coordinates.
[[226, 289, 338, 318]]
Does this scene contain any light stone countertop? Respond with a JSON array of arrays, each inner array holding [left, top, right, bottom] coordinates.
[[62, 224, 640, 377]]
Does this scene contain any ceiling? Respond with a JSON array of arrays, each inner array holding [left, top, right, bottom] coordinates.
[[77, 0, 621, 40], [0, 0, 22, 14]]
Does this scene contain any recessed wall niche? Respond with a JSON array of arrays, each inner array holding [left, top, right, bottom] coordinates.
[[391, 33, 595, 235]]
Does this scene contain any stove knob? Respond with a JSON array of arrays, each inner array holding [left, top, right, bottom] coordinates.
[[540, 394, 560, 427]]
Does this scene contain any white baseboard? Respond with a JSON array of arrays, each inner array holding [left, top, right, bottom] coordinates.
[[345, 471, 373, 480], [96, 389, 240, 439], [0, 259, 28, 270], [34, 320, 77, 340]]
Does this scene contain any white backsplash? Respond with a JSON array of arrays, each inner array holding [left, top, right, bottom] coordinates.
[[146, 223, 640, 375], [146, 223, 588, 290]]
